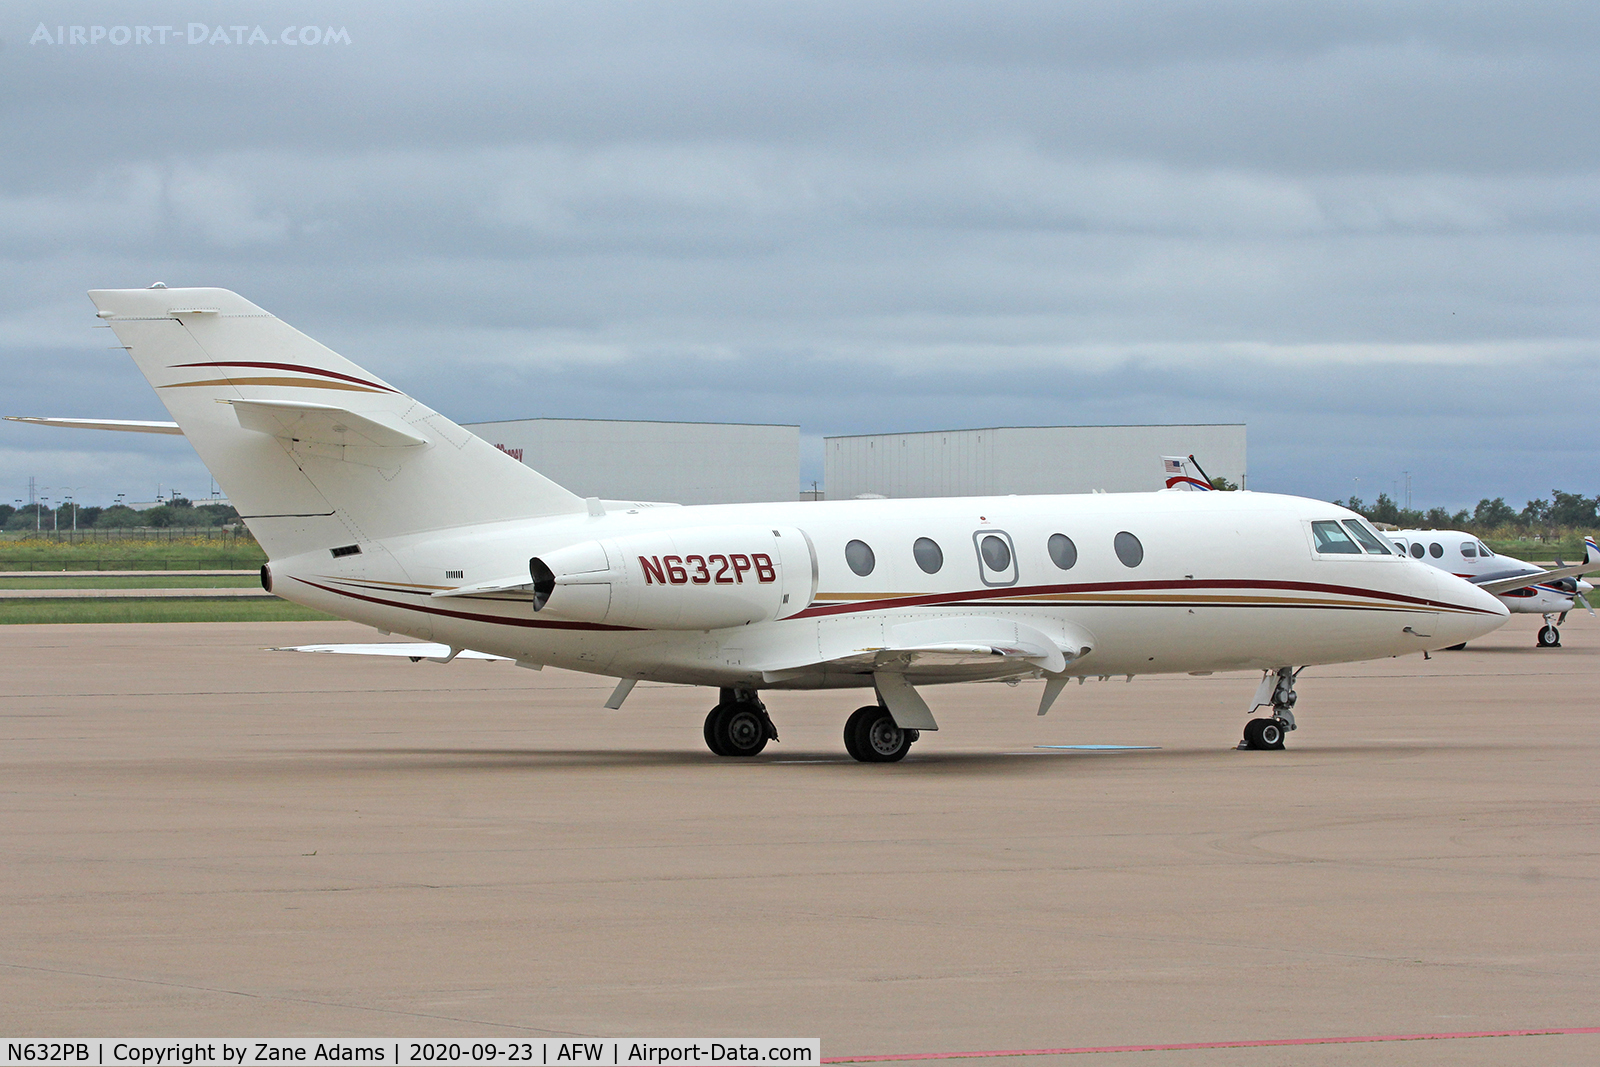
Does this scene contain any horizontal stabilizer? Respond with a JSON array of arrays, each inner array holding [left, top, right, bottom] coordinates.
[[227, 399, 427, 448], [5, 416, 183, 435], [272, 642, 509, 662]]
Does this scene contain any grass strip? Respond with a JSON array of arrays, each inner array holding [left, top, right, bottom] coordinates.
[[0, 575, 264, 590], [0, 598, 338, 625]]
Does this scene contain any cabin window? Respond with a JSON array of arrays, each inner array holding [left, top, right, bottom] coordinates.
[[1410, 543, 1424, 559], [1047, 533, 1078, 570], [845, 539, 876, 577], [1311, 521, 1361, 554], [979, 534, 1011, 572], [1114, 531, 1144, 567], [1429, 542, 1444, 558], [1460, 542, 1477, 558], [1342, 520, 1393, 555], [913, 537, 943, 574]]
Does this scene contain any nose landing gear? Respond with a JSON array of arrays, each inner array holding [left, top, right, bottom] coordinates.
[[703, 688, 778, 757], [1241, 666, 1300, 750]]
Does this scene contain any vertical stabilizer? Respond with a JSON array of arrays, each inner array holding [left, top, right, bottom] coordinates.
[[89, 287, 584, 557]]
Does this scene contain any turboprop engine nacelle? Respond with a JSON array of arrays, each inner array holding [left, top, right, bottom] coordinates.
[[530, 524, 817, 630]]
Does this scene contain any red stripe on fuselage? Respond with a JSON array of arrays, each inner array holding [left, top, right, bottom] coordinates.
[[789, 577, 1499, 620], [289, 576, 640, 631], [170, 361, 401, 394]]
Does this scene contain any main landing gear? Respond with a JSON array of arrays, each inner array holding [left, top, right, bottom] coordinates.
[[703, 688, 778, 757], [1241, 666, 1300, 751], [843, 704, 919, 763], [1537, 612, 1566, 648]]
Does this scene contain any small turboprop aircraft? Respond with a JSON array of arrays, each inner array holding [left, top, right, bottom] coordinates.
[[9, 288, 1509, 760], [1386, 530, 1599, 648]]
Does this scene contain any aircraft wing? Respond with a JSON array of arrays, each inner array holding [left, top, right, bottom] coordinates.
[[758, 617, 1093, 684], [4, 416, 183, 434], [1475, 538, 1600, 596], [272, 642, 511, 663]]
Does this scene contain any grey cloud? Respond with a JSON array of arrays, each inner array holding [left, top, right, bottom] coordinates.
[[2, 1, 1599, 509]]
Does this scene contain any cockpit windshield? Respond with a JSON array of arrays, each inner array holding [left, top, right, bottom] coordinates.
[[1342, 520, 1393, 555], [1312, 521, 1362, 554]]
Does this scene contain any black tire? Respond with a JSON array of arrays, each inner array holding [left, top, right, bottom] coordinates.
[[1243, 717, 1285, 750], [1537, 626, 1560, 648], [721, 705, 769, 757], [842, 705, 876, 761], [1445, 643, 1467, 651], [846, 705, 913, 763], [1242, 717, 1266, 749], [704, 705, 732, 756]]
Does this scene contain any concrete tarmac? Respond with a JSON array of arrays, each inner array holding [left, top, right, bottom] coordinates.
[[2, 616, 1596, 1065]]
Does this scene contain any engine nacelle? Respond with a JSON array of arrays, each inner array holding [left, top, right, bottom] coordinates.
[[530, 524, 817, 630]]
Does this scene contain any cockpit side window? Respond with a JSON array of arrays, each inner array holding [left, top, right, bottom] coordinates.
[[1342, 520, 1393, 555], [1312, 520, 1362, 554], [1477, 542, 1493, 557], [1460, 542, 1477, 558]]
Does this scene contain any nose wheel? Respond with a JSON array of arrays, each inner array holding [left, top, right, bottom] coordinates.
[[1537, 618, 1562, 648], [1241, 666, 1300, 750], [1242, 717, 1286, 750]]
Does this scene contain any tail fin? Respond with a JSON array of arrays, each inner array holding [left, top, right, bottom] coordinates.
[[89, 287, 583, 558]]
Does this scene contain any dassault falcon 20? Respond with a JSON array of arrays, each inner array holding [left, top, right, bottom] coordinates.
[[13, 287, 1508, 761]]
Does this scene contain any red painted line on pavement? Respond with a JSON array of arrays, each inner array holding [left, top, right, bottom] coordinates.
[[822, 1026, 1600, 1062]]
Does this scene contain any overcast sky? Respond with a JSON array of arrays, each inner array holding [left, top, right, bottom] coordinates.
[[4, 1, 1599, 509]]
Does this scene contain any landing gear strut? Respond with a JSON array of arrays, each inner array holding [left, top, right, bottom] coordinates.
[[1537, 612, 1564, 648], [703, 688, 777, 757], [843, 705, 918, 763], [1242, 666, 1299, 750]]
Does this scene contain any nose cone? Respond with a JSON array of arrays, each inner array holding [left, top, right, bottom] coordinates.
[[1579, 579, 1594, 595], [1426, 568, 1509, 646]]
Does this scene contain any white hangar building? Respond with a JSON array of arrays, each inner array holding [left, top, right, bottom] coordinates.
[[462, 418, 800, 505], [825, 424, 1247, 499]]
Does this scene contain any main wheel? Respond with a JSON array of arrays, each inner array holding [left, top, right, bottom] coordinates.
[[844, 705, 913, 763], [704, 705, 732, 756], [721, 704, 770, 757], [705, 703, 769, 757], [1243, 717, 1285, 750], [1537, 625, 1560, 648]]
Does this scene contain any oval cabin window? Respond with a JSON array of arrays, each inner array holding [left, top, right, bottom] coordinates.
[[1114, 531, 1144, 568], [979, 534, 1011, 572], [845, 539, 876, 577], [913, 537, 943, 574], [1047, 533, 1078, 570]]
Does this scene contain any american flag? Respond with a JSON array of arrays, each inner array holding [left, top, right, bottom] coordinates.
[[1163, 457, 1185, 475]]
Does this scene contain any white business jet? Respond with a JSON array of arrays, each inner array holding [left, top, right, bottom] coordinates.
[[10, 287, 1508, 760], [1386, 531, 1599, 648]]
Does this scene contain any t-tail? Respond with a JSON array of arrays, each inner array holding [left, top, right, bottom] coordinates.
[[89, 287, 585, 558]]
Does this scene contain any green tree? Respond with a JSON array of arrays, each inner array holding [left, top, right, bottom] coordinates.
[[1548, 490, 1597, 527], [1473, 497, 1517, 527], [1209, 475, 1238, 491], [1423, 507, 1454, 527], [1368, 493, 1401, 525]]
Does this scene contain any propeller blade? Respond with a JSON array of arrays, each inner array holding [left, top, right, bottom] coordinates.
[[1578, 593, 1595, 618]]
